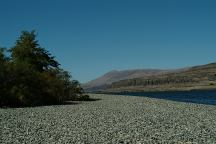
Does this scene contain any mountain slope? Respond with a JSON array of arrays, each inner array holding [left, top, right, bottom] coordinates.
[[107, 63, 216, 92], [82, 69, 171, 92]]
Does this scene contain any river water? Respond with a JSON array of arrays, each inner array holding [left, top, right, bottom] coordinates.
[[117, 90, 216, 105]]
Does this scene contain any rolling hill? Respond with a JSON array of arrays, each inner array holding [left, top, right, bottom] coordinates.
[[83, 63, 216, 93], [82, 69, 170, 92], [106, 63, 216, 92]]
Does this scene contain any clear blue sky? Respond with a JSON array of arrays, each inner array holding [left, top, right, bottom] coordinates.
[[0, 0, 216, 83]]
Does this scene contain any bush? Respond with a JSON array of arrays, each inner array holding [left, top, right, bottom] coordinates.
[[0, 31, 87, 107], [77, 94, 90, 101], [209, 83, 215, 86]]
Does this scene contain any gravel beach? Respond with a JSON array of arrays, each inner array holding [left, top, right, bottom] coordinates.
[[1, 94, 216, 144]]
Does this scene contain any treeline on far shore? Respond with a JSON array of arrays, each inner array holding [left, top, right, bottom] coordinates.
[[110, 65, 216, 89], [0, 31, 89, 107]]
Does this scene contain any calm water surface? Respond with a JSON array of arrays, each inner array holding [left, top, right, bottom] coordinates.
[[117, 90, 216, 105]]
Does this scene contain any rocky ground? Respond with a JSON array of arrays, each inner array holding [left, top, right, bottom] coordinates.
[[1, 94, 216, 144]]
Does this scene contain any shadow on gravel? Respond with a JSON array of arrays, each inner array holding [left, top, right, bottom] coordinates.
[[84, 98, 101, 101], [0, 101, 80, 109], [0, 98, 101, 109], [114, 90, 216, 106]]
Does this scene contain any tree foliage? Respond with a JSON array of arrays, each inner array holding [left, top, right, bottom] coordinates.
[[10, 31, 59, 71], [0, 31, 87, 107], [0, 48, 8, 105]]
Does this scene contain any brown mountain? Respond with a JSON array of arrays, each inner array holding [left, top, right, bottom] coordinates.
[[106, 63, 216, 92], [82, 69, 176, 92]]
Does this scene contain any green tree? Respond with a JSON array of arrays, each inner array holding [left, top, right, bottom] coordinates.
[[0, 48, 6, 105], [0, 30, 88, 107], [7, 31, 62, 106], [0, 48, 11, 106], [0, 48, 6, 62], [10, 31, 59, 72]]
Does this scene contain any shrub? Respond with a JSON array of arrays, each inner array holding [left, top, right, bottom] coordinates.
[[78, 94, 90, 101], [0, 31, 87, 107]]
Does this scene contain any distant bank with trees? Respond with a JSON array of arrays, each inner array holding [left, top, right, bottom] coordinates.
[[0, 31, 89, 107]]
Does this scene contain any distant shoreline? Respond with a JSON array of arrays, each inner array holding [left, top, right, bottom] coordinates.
[[93, 85, 216, 94], [84, 63, 216, 94]]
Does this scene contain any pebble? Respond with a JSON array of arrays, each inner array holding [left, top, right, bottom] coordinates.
[[1, 94, 216, 143]]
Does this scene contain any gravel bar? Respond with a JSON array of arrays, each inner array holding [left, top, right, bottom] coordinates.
[[1, 94, 216, 144]]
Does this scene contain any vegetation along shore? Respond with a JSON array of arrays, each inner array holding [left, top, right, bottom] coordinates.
[[0, 31, 89, 107]]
